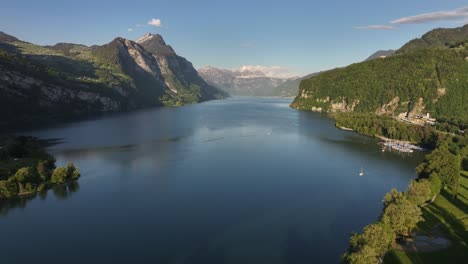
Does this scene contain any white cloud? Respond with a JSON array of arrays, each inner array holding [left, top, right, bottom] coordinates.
[[391, 6, 468, 24], [353, 25, 397, 30], [128, 28, 134, 32], [148, 18, 162, 27], [235, 65, 297, 78]]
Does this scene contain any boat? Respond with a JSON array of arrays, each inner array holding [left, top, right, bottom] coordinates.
[[359, 167, 364, 176]]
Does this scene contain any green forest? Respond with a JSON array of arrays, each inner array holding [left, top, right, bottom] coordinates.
[[292, 45, 468, 120]]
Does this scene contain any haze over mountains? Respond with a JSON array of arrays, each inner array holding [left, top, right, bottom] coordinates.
[[0, 32, 224, 129], [198, 66, 308, 97], [199, 49, 399, 97], [198, 66, 305, 97]]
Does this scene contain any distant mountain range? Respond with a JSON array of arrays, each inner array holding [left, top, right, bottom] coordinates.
[[198, 66, 305, 97], [292, 24, 468, 120], [0, 32, 225, 129]]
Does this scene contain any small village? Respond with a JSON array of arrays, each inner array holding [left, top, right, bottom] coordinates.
[[397, 112, 437, 126]]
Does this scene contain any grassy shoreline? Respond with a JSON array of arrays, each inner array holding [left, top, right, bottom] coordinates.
[[296, 110, 467, 263]]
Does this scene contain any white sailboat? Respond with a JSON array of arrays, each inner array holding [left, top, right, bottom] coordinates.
[[359, 167, 364, 176]]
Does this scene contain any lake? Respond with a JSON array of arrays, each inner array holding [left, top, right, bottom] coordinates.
[[0, 98, 424, 263]]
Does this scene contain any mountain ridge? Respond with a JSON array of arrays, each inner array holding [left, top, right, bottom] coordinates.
[[291, 25, 468, 120], [198, 66, 296, 97], [0, 32, 224, 130]]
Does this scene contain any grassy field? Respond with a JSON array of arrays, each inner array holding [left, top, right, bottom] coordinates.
[[384, 171, 468, 263]]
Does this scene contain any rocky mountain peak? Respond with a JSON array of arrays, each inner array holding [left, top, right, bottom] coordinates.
[[136, 33, 175, 56], [137, 33, 165, 45], [0, 31, 20, 43]]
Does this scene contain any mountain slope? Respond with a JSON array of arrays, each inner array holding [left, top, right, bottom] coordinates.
[[0, 32, 223, 129], [291, 25, 468, 120], [198, 66, 293, 97], [137, 33, 225, 103], [399, 24, 468, 52], [364, 50, 395, 61], [272, 72, 321, 97]]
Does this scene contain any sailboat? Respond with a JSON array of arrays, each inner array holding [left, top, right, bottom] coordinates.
[[359, 167, 364, 176]]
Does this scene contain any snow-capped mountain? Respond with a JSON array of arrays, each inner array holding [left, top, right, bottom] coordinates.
[[198, 66, 296, 97]]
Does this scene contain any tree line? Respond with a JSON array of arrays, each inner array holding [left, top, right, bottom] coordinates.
[[340, 120, 467, 263], [0, 136, 80, 199]]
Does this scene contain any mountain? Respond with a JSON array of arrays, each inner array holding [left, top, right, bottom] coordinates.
[[399, 24, 468, 52], [291, 25, 468, 120], [198, 66, 296, 97], [364, 50, 395, 61], [272, 72, 321, 97], [137, 33, 225, 103], [0, 32, 224, 129]]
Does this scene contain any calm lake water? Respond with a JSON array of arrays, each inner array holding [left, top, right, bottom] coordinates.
[[1, 98, 424, 263]]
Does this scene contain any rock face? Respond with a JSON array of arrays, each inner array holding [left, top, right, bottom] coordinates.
[[136, 33, 224, 102], [0, 32, 224, 129], [198, 66, 292, 97]]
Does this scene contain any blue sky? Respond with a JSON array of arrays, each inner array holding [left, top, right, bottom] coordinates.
[[1, 0, 468, 76]]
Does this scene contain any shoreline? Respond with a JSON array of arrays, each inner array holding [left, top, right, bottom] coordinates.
[[336, 125, 354, 131]]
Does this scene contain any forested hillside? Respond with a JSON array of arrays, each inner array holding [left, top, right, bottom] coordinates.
[[291, 25, 468, 121]]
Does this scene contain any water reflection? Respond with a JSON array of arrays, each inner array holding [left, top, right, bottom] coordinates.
[[0, 181, 80, 215], [1, 98, 425, 263]]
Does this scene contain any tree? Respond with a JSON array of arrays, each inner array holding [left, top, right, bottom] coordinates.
[[451, 155, 461, 199], [416, 142, 461, 187], [66, 162, 80, 181], [382, 197, 422, 236], [343, 245, 378, 264], [0, 180, 18, 198], [344, 221, 395, 264], [36, 159, 55, 182], [406, 179, 432, 205], [14, 167, 34, 183], [14, 167, 36, 193], [50, 167, 68, 184], [383, 189, 404, 208], [361, 223, 395, 257]]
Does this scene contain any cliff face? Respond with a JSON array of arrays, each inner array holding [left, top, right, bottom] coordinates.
[[0, 32, 224, 129], [136, 33, 226, 103]]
